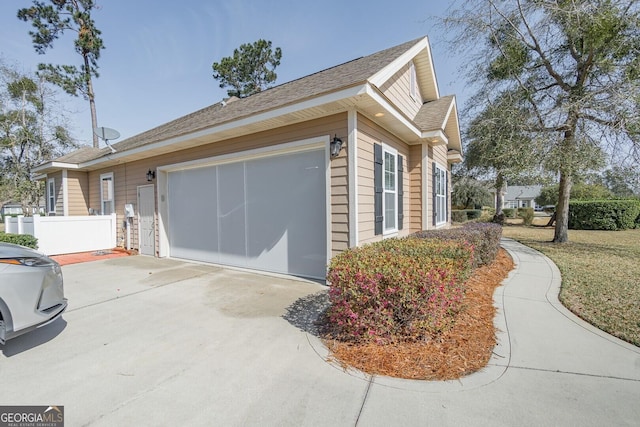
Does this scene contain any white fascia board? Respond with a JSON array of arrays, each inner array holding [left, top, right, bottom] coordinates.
[[422, 37, 440, 99], [426, 97, 456, 133], [77, 85, 367, 170], [369, 37, 430, 88], [422, 130, 448, 145], [364, 84, 423, 139], [447, 152, 463, 163], [441, 97, 456, 129], [33, 162, 81, 173]]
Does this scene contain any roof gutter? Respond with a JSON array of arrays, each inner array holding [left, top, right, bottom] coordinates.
[[33, 161, 82, 174]]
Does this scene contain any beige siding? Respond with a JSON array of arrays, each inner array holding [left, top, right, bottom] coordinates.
[[357, 115, 410, 245], [331, 152, 349, 256], [408, 144, 422, 233], [66, 171, 89, 215], [433, 143, 448, 166], [379, 62, 423, 119], [88, 114, 349, 255]]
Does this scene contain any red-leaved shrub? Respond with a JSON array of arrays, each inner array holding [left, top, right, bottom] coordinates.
[[326, 238, 474, 343]]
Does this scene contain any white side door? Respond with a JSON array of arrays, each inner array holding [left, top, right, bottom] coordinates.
[[138, 185, 156, 256]]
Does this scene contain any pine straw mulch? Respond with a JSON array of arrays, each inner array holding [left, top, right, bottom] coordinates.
[[321, 249, 515, 381]]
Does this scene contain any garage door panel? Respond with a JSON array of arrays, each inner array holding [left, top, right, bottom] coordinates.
[[245, 154, 296, 259], [245, 150, 326, 278], [168, 167, 219, 263], [218, 162, 247, 267]]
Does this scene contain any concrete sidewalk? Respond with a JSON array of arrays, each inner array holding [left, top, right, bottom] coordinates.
[[339, 238, 640, 426], [1, 239, 638, 426]]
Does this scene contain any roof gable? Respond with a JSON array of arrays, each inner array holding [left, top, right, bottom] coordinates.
[[369, 36, 439, 101]]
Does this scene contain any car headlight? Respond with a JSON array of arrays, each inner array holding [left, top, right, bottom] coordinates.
[[0, 257, 57, 267]]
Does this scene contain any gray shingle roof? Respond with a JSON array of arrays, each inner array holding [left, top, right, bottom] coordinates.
[[54, 146, 105, 163], [45, 36, 462, 169], [413, 95, 455, 132], [84, 37, 424, 161]]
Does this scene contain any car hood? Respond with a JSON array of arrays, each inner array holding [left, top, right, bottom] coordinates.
[[0, 242, 46, 259]]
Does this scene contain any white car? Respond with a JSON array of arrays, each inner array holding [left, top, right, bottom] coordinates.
[[0, 242, 67, 344]]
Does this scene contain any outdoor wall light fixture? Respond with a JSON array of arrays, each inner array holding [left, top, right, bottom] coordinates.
[[330, 135, 344, 158], [146, 169, 156, 182]]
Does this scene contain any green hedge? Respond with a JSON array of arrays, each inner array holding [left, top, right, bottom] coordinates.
[[502, 208, 516, 218], [451, 210, 467, 223], [517, 207, 534, 226], [326, 237, 474, 343], [467, 209, 482, 220], [451, 209, 482, 222], [568, 199, 640, 230], [0, 232, 38, 249]]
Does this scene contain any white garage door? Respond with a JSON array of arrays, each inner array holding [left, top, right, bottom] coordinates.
[[167, 148, 327, 279]]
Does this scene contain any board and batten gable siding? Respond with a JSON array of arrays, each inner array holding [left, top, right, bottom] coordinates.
[[378, 62, 423, 120], [88, 114, 349, 256], [66, 170, 89, 215], [357, 115, 410, 245]]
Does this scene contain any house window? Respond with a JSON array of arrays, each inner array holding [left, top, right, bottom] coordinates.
[[100, 173, 114, 215], [434, 164, 447, 225], [374, 143, 404, 236], [47, 178, 56, 214], [383, 148, 397, 232]]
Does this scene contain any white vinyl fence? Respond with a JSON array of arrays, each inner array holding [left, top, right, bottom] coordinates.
[[5, 214, 117, 255]]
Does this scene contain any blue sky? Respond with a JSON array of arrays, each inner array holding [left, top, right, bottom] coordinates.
[[0, 0, 467, 146]]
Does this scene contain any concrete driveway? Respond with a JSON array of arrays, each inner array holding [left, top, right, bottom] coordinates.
[[1, 256, 355, 426], [1, 250, 639, 426]]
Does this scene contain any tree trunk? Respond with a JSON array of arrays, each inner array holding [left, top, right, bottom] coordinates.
[[85, 54, 99, 148], [553, 169, 572, 242], [495, 172, 505, 215], [89, 91, 99, 148]]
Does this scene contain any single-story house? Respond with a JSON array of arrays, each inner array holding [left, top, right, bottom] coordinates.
[[1, 204, 24, 218], [0, 203, 44, 219], [502, 185, 542, 209], [34, 36, 463, 280]]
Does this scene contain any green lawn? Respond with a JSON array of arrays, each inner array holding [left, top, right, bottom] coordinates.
[[501, 225, 640, 347]]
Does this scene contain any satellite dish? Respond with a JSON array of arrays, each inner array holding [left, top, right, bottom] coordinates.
[[94, 127, 120, 153]]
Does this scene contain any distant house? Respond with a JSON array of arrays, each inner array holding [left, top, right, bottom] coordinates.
[[0, 203, 44, 219], [502, 185, 542, 209], [1, 204, 23, 218], [33, 36, 463, 279]]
